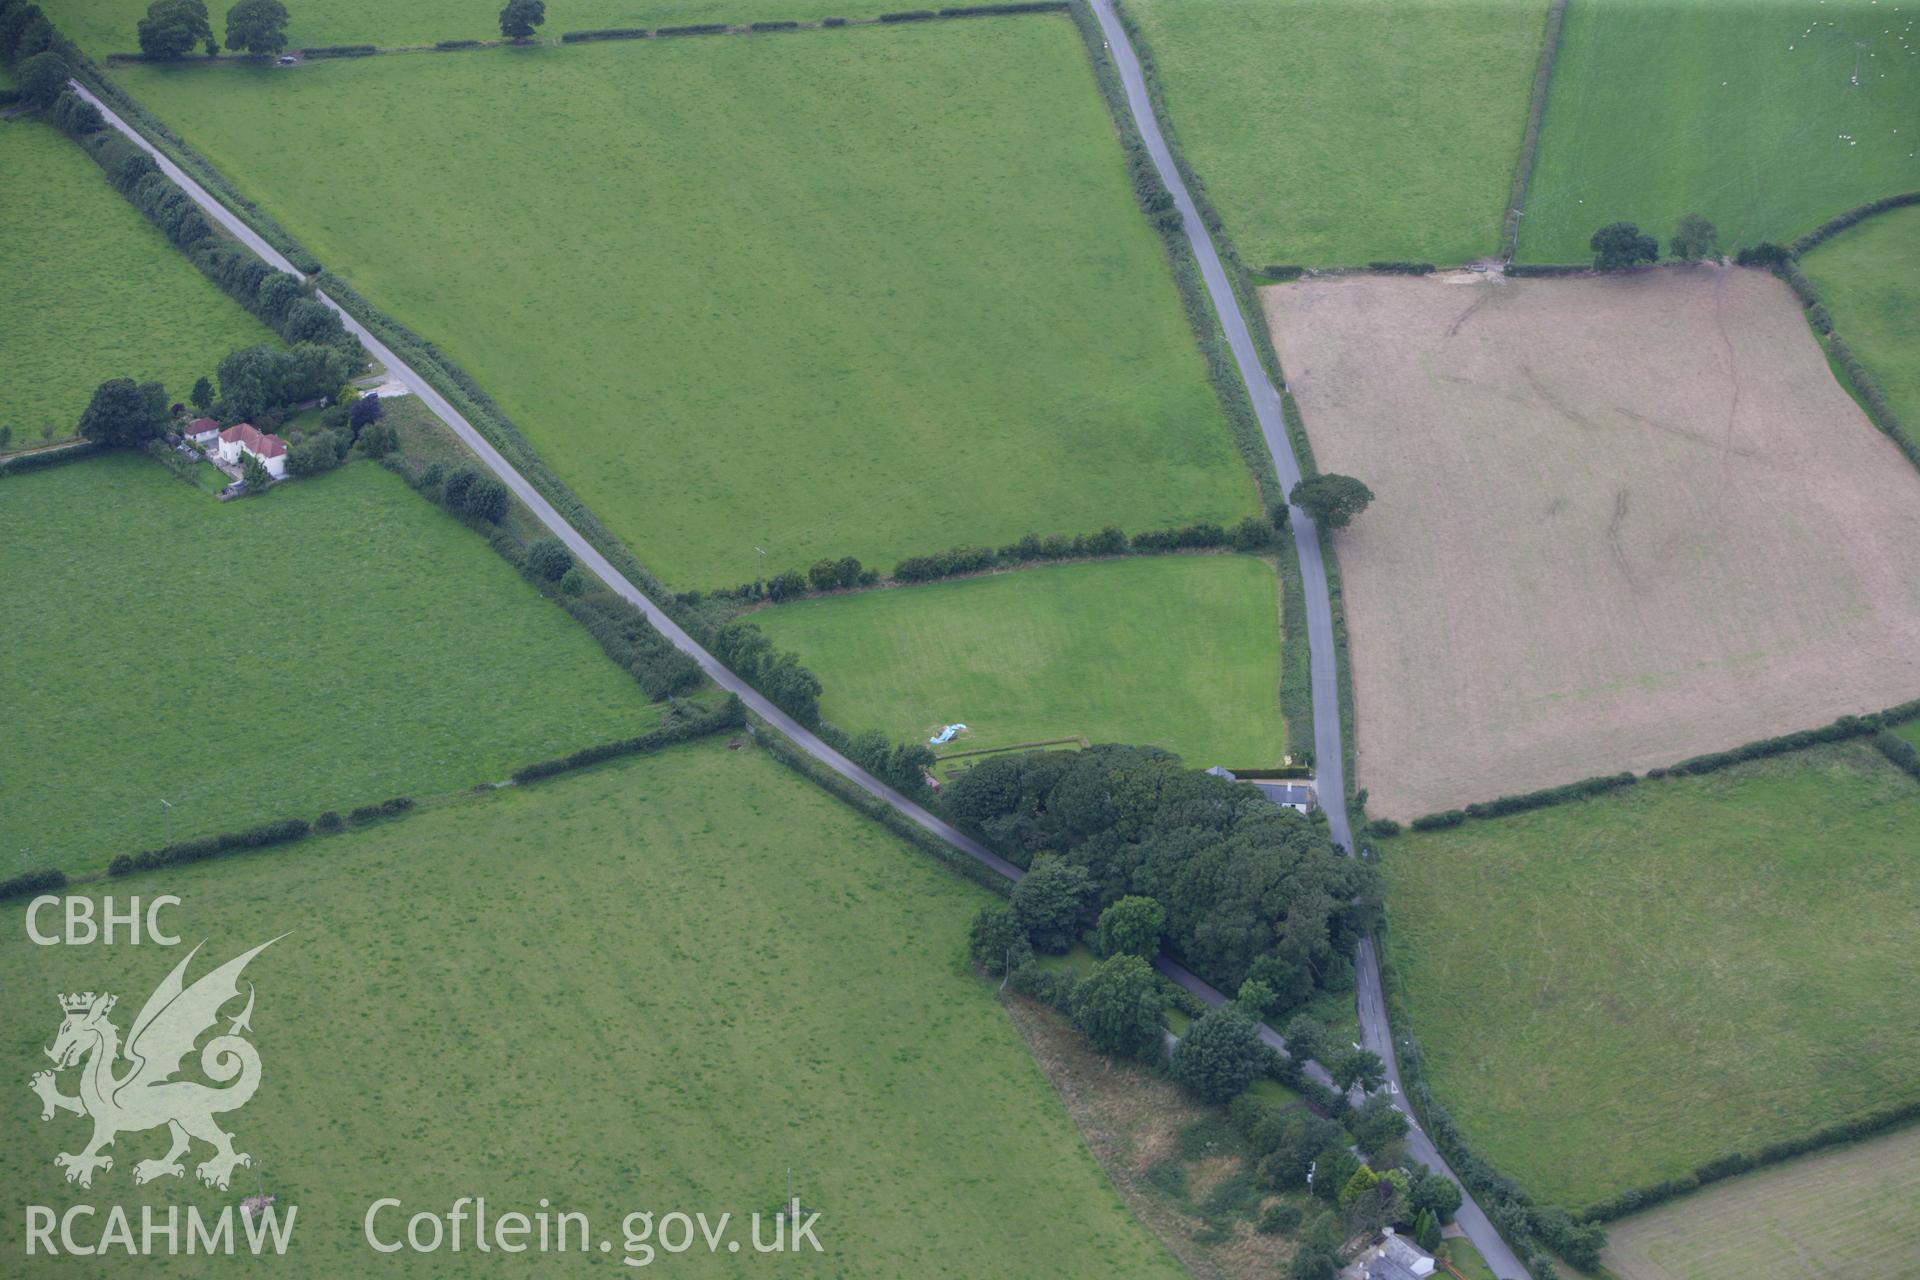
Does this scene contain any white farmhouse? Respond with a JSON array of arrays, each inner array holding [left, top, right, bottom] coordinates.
[[216, 423, 289, 480]]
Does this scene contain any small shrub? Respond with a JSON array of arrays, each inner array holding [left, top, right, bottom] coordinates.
[[314, 810, 343, 832], [1256, 1202, 1301, 1235], [526, 536, 574, 582]]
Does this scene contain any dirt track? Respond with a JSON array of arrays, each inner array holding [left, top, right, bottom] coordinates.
[[1265, 267, 1920, 819]]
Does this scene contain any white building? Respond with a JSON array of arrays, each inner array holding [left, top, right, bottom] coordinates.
[[216, 423, 289, 480], [1355, 1229, 1437, 1280], [182, 417, 221, 446]]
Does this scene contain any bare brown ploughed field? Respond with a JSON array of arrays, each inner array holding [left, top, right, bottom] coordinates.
[[1264, 267, 1920, 820]]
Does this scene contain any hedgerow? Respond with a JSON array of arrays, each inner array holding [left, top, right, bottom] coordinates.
[[0, 867, 67, 901], [1580, 1099, 1920, 1223], [0, 442, 99, 478], [1789, 191, 1920, 256], [1872, 729, 1920, 783], [510, 696, 746, 784], [108, 816, 312, 876]]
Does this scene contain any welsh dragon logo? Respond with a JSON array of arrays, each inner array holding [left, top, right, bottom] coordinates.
[[30, 937, 281, 1191]]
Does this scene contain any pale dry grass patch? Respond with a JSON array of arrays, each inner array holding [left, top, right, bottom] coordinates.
[[1266, 267, 1920, 817], [1602, 1124, 1920, 1280], [1004, 999, 1298, 1280]]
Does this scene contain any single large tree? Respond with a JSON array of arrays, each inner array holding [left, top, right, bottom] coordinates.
[[218, 344, 289, 421], [240, 450, 273, 491], [1349, 1092, 1409, 1157], [189, 376, 215, 414], [77, 378, 169, 447], [1095, 895, 1165, 958], [966, 905, 1031, 976], [1009, 856, 1093, 953], [1171, 1005, 1264, 1103], [223, 0, 288, 55], [137, 0, 212, 58], [1281, 1013, 1327, 1064], [1670, 212, 1720, 263], [1329, 1046, 1386, 1094], [498, 0, 545, 40], [1590, 220, 1659, 271], [1289, 473, 1373, 529], [0, 4, 45, 62], [17, 50, 69, 108], [1069, 954, 1165, 1060], [347, 391, 385, 438]]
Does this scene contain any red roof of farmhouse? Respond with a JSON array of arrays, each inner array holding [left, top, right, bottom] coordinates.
[[218, 423, 288, 459], [187, 417, 220, 435]]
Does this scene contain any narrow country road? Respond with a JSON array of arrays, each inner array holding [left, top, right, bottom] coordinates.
[[82, 36, 1524, 1271], [1083, 7, 1530, 1275]]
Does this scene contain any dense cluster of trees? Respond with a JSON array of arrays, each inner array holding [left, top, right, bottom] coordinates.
[[216, 343, 348, 420], [1221, 1088, 1462, 1277], [839, 729, 936, 797], [710, 619, 822, 725], [947, 745, 1377, 999], [0, 2, 59, 67]]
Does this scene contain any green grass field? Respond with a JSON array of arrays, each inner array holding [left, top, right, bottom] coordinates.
[[108, 21, 1258, 587], [1521, 0, 1920, 262], [43, 0, 921, 55], [0, 741, 1181, 1277], [1381, 741, 1920, 1209], [1125, 0, 1549, 266], [752, 555, 1289, 767], [0, 120, 275, 446], [1802, 203, 1920, 429], [0, 453, 666, 871], [1601, 1123, 1920, 1280]]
